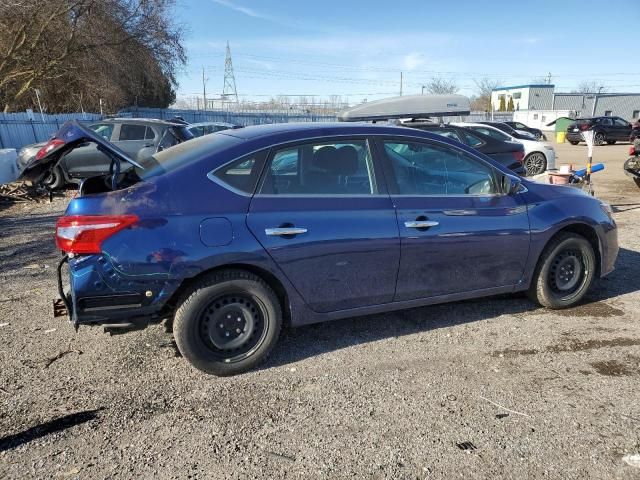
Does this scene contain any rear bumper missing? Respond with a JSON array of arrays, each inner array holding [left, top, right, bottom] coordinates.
[[54, 254, 163, 333]]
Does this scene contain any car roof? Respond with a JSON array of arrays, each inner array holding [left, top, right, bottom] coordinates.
[[217, 121, 441, 140], [189, 121, 238, 128], [100, 117, 184, 126]]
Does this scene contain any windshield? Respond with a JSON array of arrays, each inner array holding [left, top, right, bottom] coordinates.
[[136, 132, 242, 180]]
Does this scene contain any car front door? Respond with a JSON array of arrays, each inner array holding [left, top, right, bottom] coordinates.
[[376, 137, 531, 301], [612, 118, 631, 141], [246, 137, 400, 313]]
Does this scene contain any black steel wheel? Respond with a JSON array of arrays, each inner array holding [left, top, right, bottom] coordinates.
[[527, 232, 596, 309], [198, 293, 267, 362], [524, 152, 547, 176], [173, 270, 282, 376]]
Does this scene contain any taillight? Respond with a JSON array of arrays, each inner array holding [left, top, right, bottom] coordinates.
[[35, 138, 65, 160], [513, 150, 525, 163], [630, 146, 637, 156], [55, 215, 138, 254]]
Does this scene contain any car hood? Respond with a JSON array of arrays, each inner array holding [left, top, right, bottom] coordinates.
[[19, 120, 142, 182]]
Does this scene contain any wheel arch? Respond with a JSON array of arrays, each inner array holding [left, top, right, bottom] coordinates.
[[544, 223, 602, 277], [165, 263, 292, 326]]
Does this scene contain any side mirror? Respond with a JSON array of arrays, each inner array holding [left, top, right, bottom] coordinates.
[[502, 174, 522, 195]]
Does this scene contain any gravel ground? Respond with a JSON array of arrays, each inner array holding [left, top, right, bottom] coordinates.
[[1, 142, 639, 479]]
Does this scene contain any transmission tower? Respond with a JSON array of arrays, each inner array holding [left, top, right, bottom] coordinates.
[[222, 41, 239, 106]]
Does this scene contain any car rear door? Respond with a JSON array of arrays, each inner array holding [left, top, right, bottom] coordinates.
[[375, 137, 530, 301], [246, 137, 400, 313], [113, 123, 150, 157]]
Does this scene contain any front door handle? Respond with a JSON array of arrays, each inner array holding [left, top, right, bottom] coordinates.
[[404, 220, 439, 229], [265, 227, 308, 236]]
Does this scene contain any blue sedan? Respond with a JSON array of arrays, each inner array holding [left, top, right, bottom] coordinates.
[[25, 121, 618, 375]]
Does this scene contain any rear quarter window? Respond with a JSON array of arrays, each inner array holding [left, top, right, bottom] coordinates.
[[211, 151, 267, 194]]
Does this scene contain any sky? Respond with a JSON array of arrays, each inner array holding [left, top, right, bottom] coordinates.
[[174, 0, 640, 104]]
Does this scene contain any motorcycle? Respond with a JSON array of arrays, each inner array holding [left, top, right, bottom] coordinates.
[[624, 138, 640, 188]]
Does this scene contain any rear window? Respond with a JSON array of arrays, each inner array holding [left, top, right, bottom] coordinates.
[[136, 133, 242, 180]]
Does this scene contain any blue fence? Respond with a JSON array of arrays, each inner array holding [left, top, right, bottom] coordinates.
[[118, 107, 336, 126], [0, 107, 514, 151], [0, 112, 102, 150]]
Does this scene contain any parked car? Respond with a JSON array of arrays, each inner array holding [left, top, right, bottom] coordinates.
[[17, 118, 194, 189], [187, 122, 241, 137], [401, 122, 526, 175], [26, 121, 617, 376], [504, 121, 545, 140], [566, 116, 632, 145], [478, 121, 537, 141], [453, 122, 556, 175]]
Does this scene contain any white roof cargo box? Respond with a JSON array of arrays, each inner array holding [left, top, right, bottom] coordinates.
[[338, 94, 470, 122]]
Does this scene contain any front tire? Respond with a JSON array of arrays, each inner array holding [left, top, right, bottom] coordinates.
[[527, 233, 596, 309], [569, 141, 579, 145], [173, 270, 282, 376], [594, 132, 605, 146]]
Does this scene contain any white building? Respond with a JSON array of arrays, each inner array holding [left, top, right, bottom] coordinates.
[[490, 84, 555, 112]]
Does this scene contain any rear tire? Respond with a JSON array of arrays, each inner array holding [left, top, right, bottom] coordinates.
[[42, 165, 65, 190], [173, 270, 282, 376], [527, 232, 596, 309], [524, 152, 547, 176]]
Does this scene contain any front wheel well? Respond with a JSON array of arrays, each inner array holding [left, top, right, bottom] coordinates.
[[547, 224, 601, 277], [164, 263, 291, 326]]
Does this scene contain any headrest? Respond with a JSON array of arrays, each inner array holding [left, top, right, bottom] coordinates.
[[312, 145, 358, 175], [336, 146, 359, 175]]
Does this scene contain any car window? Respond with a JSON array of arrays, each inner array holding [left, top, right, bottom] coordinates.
[[430, 129, 462, 142], [90, 123, 114, 140], [515, 122, 527, 129], [459, 130, 485, 147], [599, 118, 612, 126], [158, 130, 180, 150], [259, 139, 376, 195], [212, 153, 265, 194], [144, 127, 155, 140], [383, 140, 498, 196], [469, 126, 511, 142], [119, 124, 147, 141], [614, 118, 629, 127]]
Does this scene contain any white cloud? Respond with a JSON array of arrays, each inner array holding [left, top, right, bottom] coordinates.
[[210, 0, 269, 19], [402, 52, 425, 71]]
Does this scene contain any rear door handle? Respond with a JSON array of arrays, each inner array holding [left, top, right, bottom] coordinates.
[[265, 227, 308, 236], [404, 220, 439, 229]]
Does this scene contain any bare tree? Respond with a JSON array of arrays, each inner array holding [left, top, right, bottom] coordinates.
[[0, 0, 185, 112], [423, 77, 458, 95], [470, 78, 500, 111], [571, 81, 608, 94]]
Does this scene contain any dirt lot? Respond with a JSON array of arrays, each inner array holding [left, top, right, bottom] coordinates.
[[1, 141, 639, 479]]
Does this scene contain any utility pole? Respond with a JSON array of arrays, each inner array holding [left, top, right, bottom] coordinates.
[[547, 72, 552, 85], [202, 66, 208, 112], [400, 72, 403, 96]]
